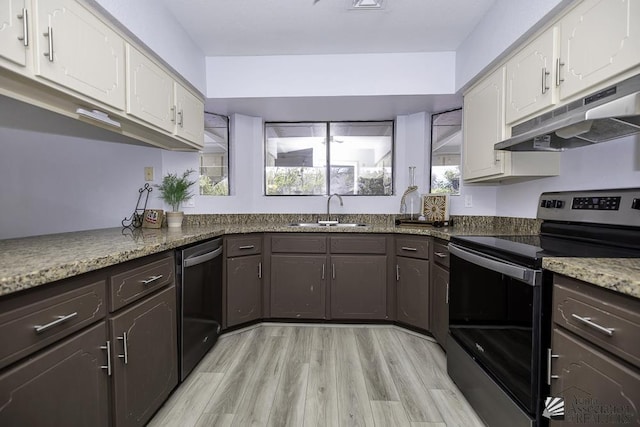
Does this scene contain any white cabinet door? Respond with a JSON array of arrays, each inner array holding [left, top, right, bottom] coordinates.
[[463, 67, 507, 181], [126, 45, 174, 133], [0, 0, 28, 68], [505, 27, 558, 124], [35, 0, 125, 110], [175, 83, 204, 146], [558, 0, 640, 101]]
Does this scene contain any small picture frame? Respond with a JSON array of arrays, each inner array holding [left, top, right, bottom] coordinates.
[[422, 194, 450, 222], [142, 209, 164, 229]]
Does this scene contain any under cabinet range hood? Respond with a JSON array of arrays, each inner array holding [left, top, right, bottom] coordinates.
[[495, 73, 640, 151]]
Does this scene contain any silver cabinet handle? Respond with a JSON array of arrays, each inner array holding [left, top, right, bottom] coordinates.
[[17, 8, 29, 46], [43, 26, 53, 61], [34, 312, 78, 333], [321, 263, 325, 280], [571, 314, 614, 336], [170, 106, 176, 123], [258, 262, 262, 279], [117, 332, 129, 364], [546, 348, 559, 385], [434, 252, 447, 258], [446, 282, 449, 304], [541, 67, 550, 94], [140, 274, 163, 285], [396, 264, 400, 281], [332, 263, 335, 280], [556, 58, 565, 87], [178, 109, 184, 127], [401, 246, 417, 252], [100, 341, 112, 376], [239, 245, 255, 250]]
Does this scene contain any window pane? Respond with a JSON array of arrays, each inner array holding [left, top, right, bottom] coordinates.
[[265, 122, 327, 195], [200, 113, 229, 196], [430, 109, 461, 195], [329, 121, 393, 195]]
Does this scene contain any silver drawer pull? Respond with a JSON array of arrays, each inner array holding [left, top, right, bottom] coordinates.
[[43, 26, 53, 62], [401, 247, 417, 252], [100, 341, 112, 376], [239, 245, 255, 250], [546, 348, 559, 385], [140, 274, 163, 285], [571, 314, 614, 337], [117, 332, 129, 364], [34, 312, 78, 333], [434, 252, 447, 258], [17, 8, 29, 46]]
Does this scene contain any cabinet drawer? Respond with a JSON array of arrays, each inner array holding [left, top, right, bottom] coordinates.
[[0, 276, 106, 370], [432, 240, 450, 269], [330, 235, 386, 254], [553, 276, 640, 367], [226, 235, 262, 257], [396, 236, 430, 259], [271, 234, 327, 253], [109, 252, 175, 312]]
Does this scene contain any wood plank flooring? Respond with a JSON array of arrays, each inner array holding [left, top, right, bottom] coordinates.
[[148, 325, 485, 427]]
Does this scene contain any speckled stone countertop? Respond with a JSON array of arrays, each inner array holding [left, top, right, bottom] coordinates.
[[1, 214, 638, 300]]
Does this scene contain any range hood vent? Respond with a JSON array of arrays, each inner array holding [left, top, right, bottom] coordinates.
[[495, 74, 640, 151]]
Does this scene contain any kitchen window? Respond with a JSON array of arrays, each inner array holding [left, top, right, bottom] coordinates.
[[200, 112, 230, 196], [430, 108, 461, 195], [264, 121, 394, 196]]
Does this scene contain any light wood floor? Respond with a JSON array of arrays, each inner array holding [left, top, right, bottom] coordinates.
[[148, 324, 486, 427]]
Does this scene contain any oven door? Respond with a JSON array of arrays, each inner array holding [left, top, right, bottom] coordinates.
[[448, 243, 544, 416]]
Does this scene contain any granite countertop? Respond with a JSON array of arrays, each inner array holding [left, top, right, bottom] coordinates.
[[1, 220, 638, 300]]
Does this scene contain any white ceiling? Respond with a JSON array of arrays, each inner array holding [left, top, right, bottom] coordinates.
[[160, 0, 496, 120]]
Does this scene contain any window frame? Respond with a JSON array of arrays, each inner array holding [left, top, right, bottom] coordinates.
[[263, 120, 395, 196], [429, 108, 462, 195], [200, 112, 231, 196]]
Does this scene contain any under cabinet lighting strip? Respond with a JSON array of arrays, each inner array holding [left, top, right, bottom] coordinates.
[[76, 108, 121, 128]]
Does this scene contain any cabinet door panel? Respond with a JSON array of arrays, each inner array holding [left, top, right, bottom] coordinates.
[[0, 322, 110, 427], [396, 256, 429, 330], [559, 0, 640, 100], [463, 67, 506, 180], [110, 286, 178, 427], [175, 83, 204, 146], [126, 44, 174, 132], [270, 255, 326, 319], [505, 27, 557, 124], [430, 263, 449, 349], [331, 255, 387, 319], [35, 0, 125, 110], [0, 0, 27, 67], [227, 255, 262, 327], [550, 327, 640, 426]]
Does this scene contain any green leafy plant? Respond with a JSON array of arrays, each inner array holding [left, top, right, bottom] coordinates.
[[155, 169, 197, 212]]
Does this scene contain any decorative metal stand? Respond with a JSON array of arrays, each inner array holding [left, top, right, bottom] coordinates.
[[122, 183, 152, 229]]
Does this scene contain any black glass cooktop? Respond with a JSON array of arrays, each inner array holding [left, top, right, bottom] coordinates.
[[450, 233, 640, 268]]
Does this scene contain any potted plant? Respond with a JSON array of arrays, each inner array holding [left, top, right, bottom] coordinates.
[[155, 169, 197, 228]]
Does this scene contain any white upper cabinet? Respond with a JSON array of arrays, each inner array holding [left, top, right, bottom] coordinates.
[[34, 0, 125, 110], [557, 0, 640, 101], [505, 27, 558, 125], [175, 83, 204, 146], [0, 0, 29, 68], [126, 45, 175, 133], [463, 67, 507, 181]]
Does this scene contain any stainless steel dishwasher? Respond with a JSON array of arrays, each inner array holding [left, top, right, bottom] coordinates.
[[176, 238, 223, 381]]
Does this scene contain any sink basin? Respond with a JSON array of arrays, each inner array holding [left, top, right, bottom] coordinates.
[[288, 222, 367, 228]]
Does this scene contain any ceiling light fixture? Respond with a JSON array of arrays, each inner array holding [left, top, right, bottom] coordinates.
[[349, 0, 384, 9]]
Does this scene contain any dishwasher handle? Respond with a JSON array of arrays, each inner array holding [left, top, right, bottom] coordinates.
[[184, 246, 223, 268]]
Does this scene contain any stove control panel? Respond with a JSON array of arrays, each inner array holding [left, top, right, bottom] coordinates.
[[537, 188, 640, 227]]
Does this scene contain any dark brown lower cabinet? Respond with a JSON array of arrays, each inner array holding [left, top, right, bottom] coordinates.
[[0, 322, 110, 426], [550, 327, 640, 426], [396, 256, 430, 330], [226, 254, 262, 327], [109, 285, 178, 427], [270, 254, 326, 318], [430, 263, 449, 347], [331, 255, 387, 319]]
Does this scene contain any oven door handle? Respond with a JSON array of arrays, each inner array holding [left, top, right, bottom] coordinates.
[[183, 246, 223, 268], [448, 243, 540, 286]]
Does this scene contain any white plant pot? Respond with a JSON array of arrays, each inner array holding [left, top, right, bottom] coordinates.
[[166, 211, 184, 228]]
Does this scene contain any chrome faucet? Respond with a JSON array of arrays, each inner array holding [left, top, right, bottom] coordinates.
[[325, 193, 343, 223]]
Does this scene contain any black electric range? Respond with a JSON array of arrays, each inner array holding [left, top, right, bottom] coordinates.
[[447, 188, 640, 427]]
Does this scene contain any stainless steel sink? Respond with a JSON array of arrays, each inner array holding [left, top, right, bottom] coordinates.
[[288, 222, 367, 228]]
